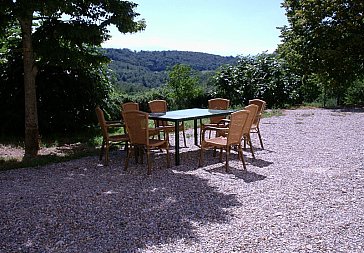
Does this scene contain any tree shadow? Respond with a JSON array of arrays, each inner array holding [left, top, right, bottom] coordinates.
[[206, 165, 267, 183], [183, 148, 273, 169], [175, 149, 269, 184], [0, 160, 241, 252], [1, 142, 99, 171], [331, 107, 364, 113], [246, 157, 274, 168]]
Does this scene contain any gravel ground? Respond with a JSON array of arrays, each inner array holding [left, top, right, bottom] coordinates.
[[1, 108, 364, 253]]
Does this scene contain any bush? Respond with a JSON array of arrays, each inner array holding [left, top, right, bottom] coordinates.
[[344, 78, 364, 106], [213, 53, 302, 108]]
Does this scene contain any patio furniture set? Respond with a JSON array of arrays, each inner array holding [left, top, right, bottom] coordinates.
[[96, 98, 266, 175]]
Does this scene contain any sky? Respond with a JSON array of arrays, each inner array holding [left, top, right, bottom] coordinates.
[[102, 0, 288, 57]]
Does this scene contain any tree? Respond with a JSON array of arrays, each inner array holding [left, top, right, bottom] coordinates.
[[166, 64, 202, 110], [278, 0, 364, 105], [214, 53, 301, 108], [0, 1, 145, 158]]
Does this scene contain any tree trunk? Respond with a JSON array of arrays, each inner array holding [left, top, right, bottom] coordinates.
[[20, 15, 39, 158]]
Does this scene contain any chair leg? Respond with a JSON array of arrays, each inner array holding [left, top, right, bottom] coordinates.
[[182, 123, 187, 147], [124, 145, 132, 171], [257, 127, 264, 149], [146, 148, 152, 175], [99, 140, 106, 160], [199, 120, 203, 144], [166, 146, 171, 168], [247, 135, 255, 159], [140, 146, 144, 164], [219, 147, 223, 162], [198, 147, 204, 167], [134, 145, 139, 164], [225, 147, 230, 172], [237, 144, 247, 171], [105, 142, 110, 166]]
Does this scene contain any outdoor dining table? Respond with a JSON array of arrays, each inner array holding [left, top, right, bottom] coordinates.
[[149, 108, 235, 166]]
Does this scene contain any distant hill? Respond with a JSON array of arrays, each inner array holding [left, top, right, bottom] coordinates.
[[102, 48, 238, 93]]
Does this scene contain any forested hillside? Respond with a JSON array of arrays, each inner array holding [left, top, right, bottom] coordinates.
[[103, 48, 238, 93]]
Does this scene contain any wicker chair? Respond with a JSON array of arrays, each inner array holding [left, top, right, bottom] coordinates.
[[148, 100, 187, 147], [248, 99, 266, 149], [198, 109, 250, 172], [242, 104, 259, 159], [200, 98, 230, 142], [207, 103, 259, 158], [122, 110, 170, 175], [95, 106, 129, 165], [121, 102, 139, 111]]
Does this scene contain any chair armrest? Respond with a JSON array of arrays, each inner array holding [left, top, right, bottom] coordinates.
[[106, 120, 124, 128], [203, 126, 229, 132], [148, 127, 164, 136], [201, 126, 229, 141]]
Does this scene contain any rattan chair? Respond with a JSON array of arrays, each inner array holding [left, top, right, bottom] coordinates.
[[148, 100, 187, 147], [249, 99, 266, 149], [198, 109, 250, 172], [121, 102, 139, 111], [242, 104, 259, 159], [214, 104, 259, 158], [200, 98, 230, 142], [95, 106, 129, 165], [122, 110, 170, 175]]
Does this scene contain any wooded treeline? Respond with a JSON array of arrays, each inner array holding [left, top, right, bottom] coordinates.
[[104, 48, 237, 92]]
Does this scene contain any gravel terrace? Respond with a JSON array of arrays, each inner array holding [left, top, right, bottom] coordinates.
[[1, 108, 364, 253]]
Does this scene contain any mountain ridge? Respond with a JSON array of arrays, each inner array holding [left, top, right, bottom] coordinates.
[[103, 48, 238, 92]]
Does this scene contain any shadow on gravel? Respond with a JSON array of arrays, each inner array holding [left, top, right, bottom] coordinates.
[[0, 163, 241, 252], [331, 107, 364, 113], [249, 147, 275, 154], [246, 157, 274, 168], [207, 165, 267, 183], [193, 148, 273, 170]]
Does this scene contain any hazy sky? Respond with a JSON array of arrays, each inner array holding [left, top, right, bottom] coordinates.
[[102, 0, 287, 57]]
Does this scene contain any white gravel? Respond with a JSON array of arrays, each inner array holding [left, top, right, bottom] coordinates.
[[1, 108, 364, 252]]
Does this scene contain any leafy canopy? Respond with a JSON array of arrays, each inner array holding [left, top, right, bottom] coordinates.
[[166, 64, 203, 110], [278, 0, 364, 102], [0, 0, 145, 140]]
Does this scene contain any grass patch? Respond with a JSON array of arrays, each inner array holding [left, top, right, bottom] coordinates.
[[0, 146, 98, 171], [0, 130, 101, 171], [263, 109, 284, 118]]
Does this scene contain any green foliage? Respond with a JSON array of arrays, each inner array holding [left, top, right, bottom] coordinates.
[[0, 1, 146, 140], [104, 48, 237, 93], [298, 74, 322, 103], [165, 64, 203, 110], [104, 48, 237, 71], [278, 0, 364, 104], [344, 77, 364, 106], [0, 41, 116, 135], [213, 53, 302, 108]]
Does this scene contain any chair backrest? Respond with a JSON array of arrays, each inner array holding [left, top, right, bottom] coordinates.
[[249, 99, 266, 127], [243, 104, 259, 134], [122, 110, 149, 145], [208, 98, 230, 124], [148, 100, 168, 126], [227, 110, 250, 146], [95, 106, 109, 139], [122, 102, 139, 112], [148, 100, 167, 113]]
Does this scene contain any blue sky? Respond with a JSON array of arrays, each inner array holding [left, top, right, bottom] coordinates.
[[102, 0, 287, 57]]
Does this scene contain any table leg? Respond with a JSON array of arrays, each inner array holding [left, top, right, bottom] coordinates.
[[174, 120, 180, 166], [194, 119, 198, 145]]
